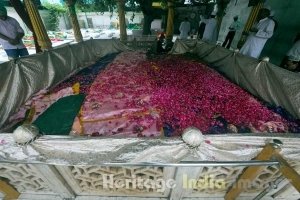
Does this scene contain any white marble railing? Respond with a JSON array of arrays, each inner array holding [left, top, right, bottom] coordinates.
[[1, 133, 300, 199]]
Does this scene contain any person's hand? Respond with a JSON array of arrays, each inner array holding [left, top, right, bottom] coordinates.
[[8, 38, 20, 45], [250, 28, 258, 33]]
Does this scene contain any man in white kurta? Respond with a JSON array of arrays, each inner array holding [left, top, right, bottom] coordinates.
[[283, 38, 300, 72], [179, 17, 191, 40], [240, 8, 275, 59], [287, 40, 300, 60], [0, 6, 28, 60], [201, 14, 218, 43]]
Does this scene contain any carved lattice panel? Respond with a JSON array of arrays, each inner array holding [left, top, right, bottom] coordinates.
[[0, 163, 53, 194], [245, 165, 282, 192], [57, 166, 174, 197], [191, 166, 246, 194], [190, 165, 283, 194]]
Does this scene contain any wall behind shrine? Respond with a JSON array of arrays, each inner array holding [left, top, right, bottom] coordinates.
[[218, 0, 300, 66], [260, 0, 300, 66], [75, 12, 144, 30], [6, 7, 56, 33]]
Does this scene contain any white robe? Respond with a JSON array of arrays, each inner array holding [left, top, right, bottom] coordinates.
[[287, 40, 300, 61], [240, 18, 275, 59], [201, 18, 218, 43], [179, 21, 190, 39]]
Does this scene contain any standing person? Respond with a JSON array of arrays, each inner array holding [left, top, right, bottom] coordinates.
[[201, 12, 218, 44], [222, 16, 240, 49], [239, 8, 275, 59], [197, 15, 206, 39], [0, 6, 29, 60], [179, 17, 190, 40], [281, 34, 300, 72]]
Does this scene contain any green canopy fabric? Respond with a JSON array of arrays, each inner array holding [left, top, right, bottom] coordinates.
[[33, 94, 85, 135]]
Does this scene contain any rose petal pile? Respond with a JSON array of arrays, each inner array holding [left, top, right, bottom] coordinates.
[[81, 52, 162, 137], [50, 52, 299, 136], [146, 57, 292, 133]]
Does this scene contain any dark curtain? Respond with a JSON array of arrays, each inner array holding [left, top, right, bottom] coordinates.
[[9, 0, 42, 53]]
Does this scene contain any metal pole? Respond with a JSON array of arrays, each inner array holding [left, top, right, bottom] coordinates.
[[24, 0, 52, 50], [103, 161, 279, 167], [0, 160, 279, 167]]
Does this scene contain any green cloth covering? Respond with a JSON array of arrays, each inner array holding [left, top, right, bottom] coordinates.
[[33, 94, 85, 135]]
